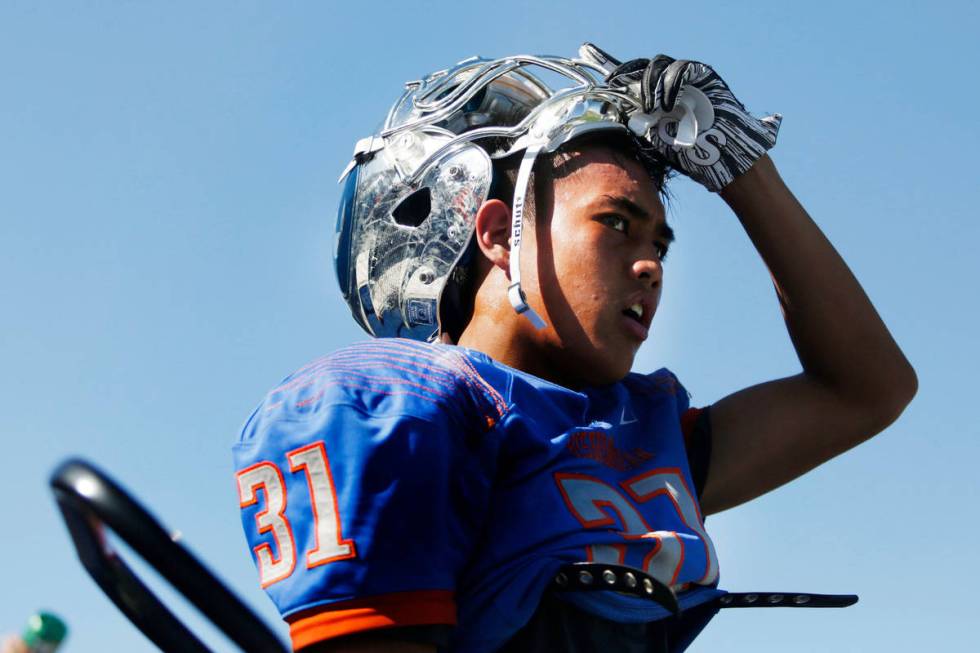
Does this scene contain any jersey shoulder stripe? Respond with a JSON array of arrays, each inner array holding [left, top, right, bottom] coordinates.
[[238, 339, 509, 445]]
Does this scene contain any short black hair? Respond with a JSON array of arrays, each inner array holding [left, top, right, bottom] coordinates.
[[486, 130, 672, 222]]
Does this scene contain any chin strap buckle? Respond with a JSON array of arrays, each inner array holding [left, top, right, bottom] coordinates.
[[508, 282, 546, 330]]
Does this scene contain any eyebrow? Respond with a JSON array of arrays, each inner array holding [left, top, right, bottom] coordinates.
[[600, 194, 675, 242]]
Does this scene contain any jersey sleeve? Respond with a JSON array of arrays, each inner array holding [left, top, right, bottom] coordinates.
[[681, 407, 712, 500], [232, 341, 507, 650], [665, 372, 712, 501], [632, 369, 712, 500]]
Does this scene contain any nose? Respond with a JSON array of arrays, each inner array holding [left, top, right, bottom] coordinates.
[[632, 257, 662, 287]]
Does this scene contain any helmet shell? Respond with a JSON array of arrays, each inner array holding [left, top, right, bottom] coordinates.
[[335, 51, 645, 341], [335, 129, 491, 340]]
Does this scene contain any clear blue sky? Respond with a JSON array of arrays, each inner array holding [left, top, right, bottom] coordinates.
[[2, 1, 977, 651]]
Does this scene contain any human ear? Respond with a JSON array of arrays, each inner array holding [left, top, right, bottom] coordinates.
[[474, 199, 511, 273]]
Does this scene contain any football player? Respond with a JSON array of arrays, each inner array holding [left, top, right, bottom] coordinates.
[[234, 45, 916, 652]]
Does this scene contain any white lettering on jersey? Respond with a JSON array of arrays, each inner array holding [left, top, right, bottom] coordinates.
[[555, 473, 650, 533], [555, 468, 718, 588], [640, 530, 685, 585], [237, 462, 296, 587], [589, 543, 627, 565], [237, 441, 358, 587], [624, 469, 719, 585], [287, 442, 357, 567]]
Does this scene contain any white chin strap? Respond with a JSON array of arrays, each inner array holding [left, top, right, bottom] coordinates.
[[507, 143, 547, 330]]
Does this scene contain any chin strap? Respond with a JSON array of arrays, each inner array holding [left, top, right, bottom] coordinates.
[[507, 143, 547, 330]]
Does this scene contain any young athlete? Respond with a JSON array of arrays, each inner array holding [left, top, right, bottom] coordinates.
[[233, 45, 916, 652]]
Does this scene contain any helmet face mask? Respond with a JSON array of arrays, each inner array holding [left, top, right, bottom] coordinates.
[[335, 49, 650, 342]]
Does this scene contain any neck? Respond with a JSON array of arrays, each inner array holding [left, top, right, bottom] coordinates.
[[457, 282, 577, 388], [458, 311, 526, 366]]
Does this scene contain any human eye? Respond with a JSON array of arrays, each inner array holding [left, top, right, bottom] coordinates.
[[598, 214, 629, 234], [655, 241, 670, 262]]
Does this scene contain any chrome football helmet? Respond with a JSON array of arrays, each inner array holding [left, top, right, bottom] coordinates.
[[334, 43, 710, 341]]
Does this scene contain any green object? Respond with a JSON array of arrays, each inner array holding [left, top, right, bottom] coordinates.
[[21, 612, 68, 653]]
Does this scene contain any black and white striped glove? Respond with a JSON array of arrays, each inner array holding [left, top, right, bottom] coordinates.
[[606, 55, 782, 192]]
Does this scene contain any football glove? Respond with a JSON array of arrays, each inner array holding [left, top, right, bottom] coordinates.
[[607, 54, 782, 192]]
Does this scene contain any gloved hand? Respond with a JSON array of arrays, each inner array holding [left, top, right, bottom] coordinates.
[[605, 53, 781, 192]]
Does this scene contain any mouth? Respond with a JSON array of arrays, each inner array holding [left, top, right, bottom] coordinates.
[[622, 298, 654, 330], [621, 300, 653, 340]]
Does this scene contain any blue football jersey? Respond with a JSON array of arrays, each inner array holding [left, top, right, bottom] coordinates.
[[234, 339, 722, 652]]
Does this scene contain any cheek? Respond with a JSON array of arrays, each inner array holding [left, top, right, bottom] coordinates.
[[538, 220, 619, 325], [554, 248, 616, 319], [552, 237, 588, 278]]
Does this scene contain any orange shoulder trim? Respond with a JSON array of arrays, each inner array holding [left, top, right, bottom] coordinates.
[[287, 590, 455, 649]]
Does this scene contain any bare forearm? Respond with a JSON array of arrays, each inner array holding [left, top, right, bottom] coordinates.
[[698, 156, 917, 511], [720, 155, 916, 421]]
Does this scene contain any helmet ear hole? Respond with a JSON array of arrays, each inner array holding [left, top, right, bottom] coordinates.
[[392, 187, 432, 227]]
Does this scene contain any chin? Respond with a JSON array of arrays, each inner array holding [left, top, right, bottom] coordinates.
[[548, 330, 638, 387]]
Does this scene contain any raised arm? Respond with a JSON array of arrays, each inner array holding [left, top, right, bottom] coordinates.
[[699, 155, 916, 514], [604, 54, 917, 514]]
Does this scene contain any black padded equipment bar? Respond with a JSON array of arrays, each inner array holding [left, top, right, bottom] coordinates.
[[50, 458, 288, 653]]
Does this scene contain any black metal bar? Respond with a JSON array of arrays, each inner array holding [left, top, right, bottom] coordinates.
[[717, 592, 858, 609], [50, 458, 288, 653]]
